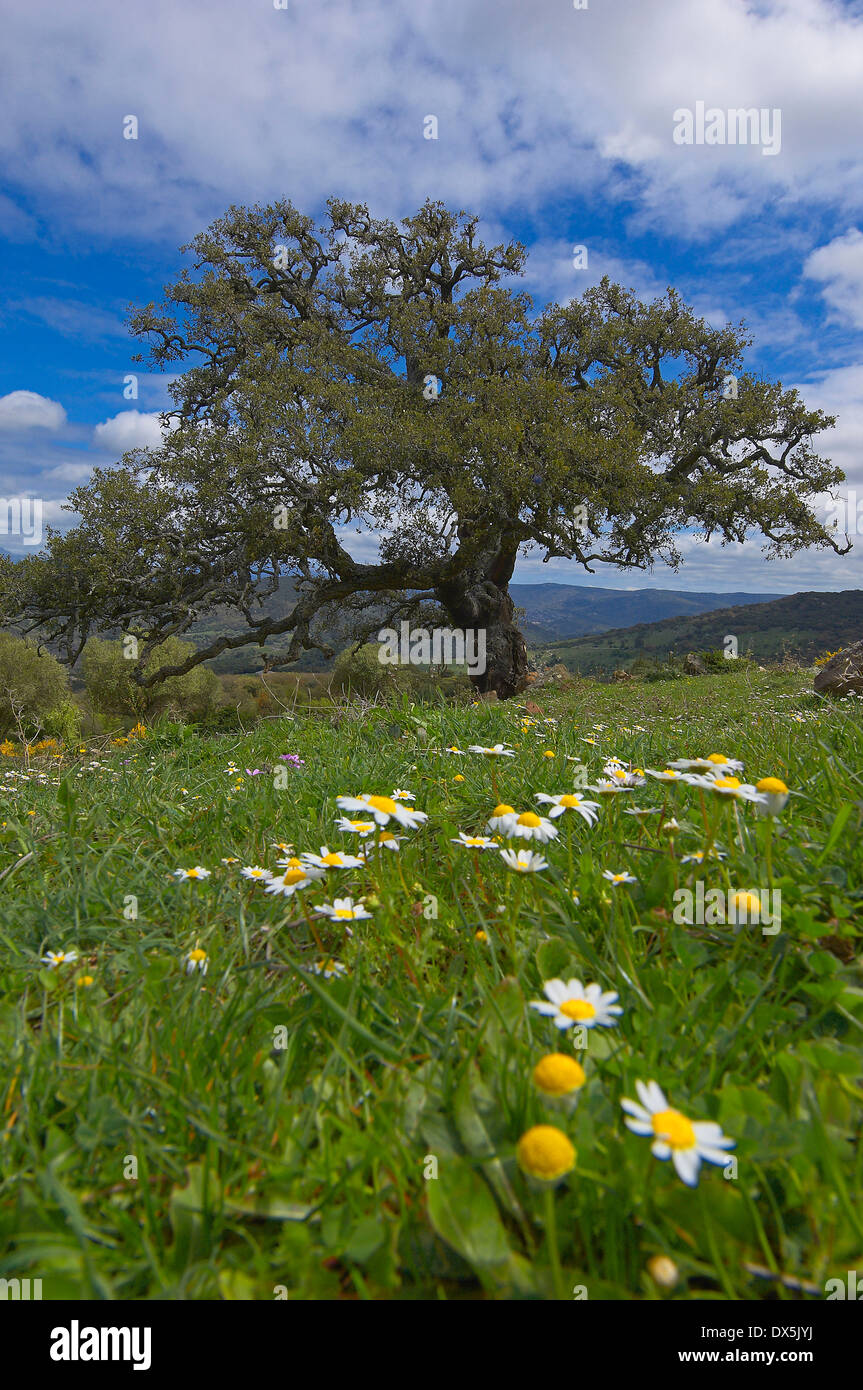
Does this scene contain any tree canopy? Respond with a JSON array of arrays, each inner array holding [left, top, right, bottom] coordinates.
[[1, 197, 848, 697]]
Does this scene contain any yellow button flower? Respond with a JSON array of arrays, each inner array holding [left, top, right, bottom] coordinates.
[[516, 1125, 576, 1184], [533, 1054, 586, 1097]]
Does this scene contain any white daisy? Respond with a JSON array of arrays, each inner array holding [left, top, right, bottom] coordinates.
[[602, 765, 646, 787], [241, 865, 273, 881], [391, 789, 415, 801], [485, 803, 518, 834], [311, 958, 347, 979], [301, 846, 365, 869], [754, 777, 790, 817], [534, 792, 600, 826], [680, 848, 728, 864], [358, 829, 405, 854], [174, 866, 211, 881], [602, 869, 637, 885], [184, 947, 209, 976], [530, 978, 623, 1030], [336, 794, 428, 830], [451, 832, 499, 849], [666, 756, 744, 774], [683, 773, 762, 801], [264, 867, 319, 897], [590, 780, 635, 795], [467, 744, 516, 757], [316, 897, 373, 921], [506, 811, 559, 844], [334, 817, 377, 836], [499, 848, 549, 873], [645, 768, 685, 783], [275, 854, 326, 878], [620, 1080, 735, 1187], [41, 949, 79, 968]]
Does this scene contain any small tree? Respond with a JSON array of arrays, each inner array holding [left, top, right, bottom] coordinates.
[[0, 633, 80, 742], [331, 642, 397, 699], [82, 637, 220, 720]]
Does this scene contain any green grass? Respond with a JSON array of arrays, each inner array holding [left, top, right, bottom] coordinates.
[[1, 668, 862, 1301]]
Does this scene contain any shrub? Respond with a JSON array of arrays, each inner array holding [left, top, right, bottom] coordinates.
[[330, 642, 398, 699], [0, 633, 81, 741], [82, 637, 221, 721]]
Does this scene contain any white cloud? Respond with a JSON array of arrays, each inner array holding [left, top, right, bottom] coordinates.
[[1, 0, 862, 243], [802, 228, 863, 328], [93, 410, 168, 452], [0, 390, 67, 431]]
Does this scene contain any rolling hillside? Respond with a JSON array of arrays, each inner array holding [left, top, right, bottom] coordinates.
[[535, 589, 863, 675], [509, 583, 781, 641]]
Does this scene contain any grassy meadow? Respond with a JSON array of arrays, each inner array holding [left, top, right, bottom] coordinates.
[[1, 667, 861, 1301]]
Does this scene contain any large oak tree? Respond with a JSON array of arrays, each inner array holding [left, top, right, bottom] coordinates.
[[1, 198, 848, 696]]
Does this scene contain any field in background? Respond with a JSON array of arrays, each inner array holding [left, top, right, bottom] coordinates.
[[1, 668, 861, 1300]]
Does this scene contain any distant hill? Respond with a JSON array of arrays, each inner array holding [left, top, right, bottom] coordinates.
[[509, 583, 781, 641], [536, 589, 863, 674]]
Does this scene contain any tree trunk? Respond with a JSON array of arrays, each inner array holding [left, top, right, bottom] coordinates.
[[437, 552, 530, 700]]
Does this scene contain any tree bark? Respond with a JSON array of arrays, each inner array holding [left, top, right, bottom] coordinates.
[[437, 550, 530, 700]]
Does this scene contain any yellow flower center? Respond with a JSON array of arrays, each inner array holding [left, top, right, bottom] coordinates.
[[715, 777, 741, 790], [559, 998, 596, 1021], [76, 975, 95, 987], [284, 868, 307, 885], [322, 853, 342, 865], [533, 1054, 586, 1096], [517, 812, 542, 828], [492, 803, 515, 818], [367, 796, 398, 814], [334, 907, 355, 918], [756, 777, 788, 795], [188, 949, 207, 963], [651, 1108, 695, 1149], [516, 1125, 576, 1181], [707, 753, 730, 764], [558, 795, 580, 807]]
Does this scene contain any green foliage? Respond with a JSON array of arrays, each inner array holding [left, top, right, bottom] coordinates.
[[331, 642, 398, 699], [82, 637, 221, 721], [0, 632, 78, 740]]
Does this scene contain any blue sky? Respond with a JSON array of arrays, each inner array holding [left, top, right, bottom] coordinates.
[[1, 0, 863, 594]]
